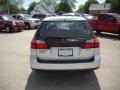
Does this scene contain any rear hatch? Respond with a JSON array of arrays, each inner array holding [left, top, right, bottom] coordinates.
[[32, 21, 97, 61]]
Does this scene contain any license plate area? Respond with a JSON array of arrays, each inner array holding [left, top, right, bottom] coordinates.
[[58, 49, 73, 57]]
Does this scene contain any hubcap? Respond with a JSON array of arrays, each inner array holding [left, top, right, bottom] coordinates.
[[6, 27, 10, 32], [25, 24, 29, 29]]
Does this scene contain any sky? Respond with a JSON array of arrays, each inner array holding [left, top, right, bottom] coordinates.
[[23, 0, 105, 10]]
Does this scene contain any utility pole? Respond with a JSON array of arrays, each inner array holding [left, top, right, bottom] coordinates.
[[8, 3, 10, 14]]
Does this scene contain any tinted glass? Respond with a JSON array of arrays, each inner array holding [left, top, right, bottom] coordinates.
[[38, 15, 46, 18], [99, 15, 107, 21], [33, 15, 38, 18], [37, 21, 93, 39], [21, 14, 32, 19], [113, 14, 120, 20], [3, 15, 15, 20], [0, 16, 2, 20], [12, 15, 16, 18], [107, 15, 116, 21]]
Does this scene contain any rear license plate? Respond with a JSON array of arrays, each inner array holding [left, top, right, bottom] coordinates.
[[58, 49, 73, 57]]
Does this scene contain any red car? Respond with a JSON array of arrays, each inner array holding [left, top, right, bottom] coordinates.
[[0, 15, 25, 32], [89, 13, 120, 37]]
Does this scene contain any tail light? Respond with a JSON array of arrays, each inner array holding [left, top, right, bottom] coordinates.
[[31, 38, 47, 49], [83, 38, 100, 49]]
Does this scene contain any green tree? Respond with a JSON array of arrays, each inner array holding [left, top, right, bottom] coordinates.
[[19, 7, 25, 13], [55, 0, 76, 13], [55, 2, 72, 13], [77, 5, 84, 13], [28, 2, 37, 13], [111, 0, 120, 13], [84, 0, 99, 13], [105, 0, 120, 13], [0, 0, 23, 14], [105, 0, 112, 3], [9, 4, 19, 14], [59, 0, 77, 9]]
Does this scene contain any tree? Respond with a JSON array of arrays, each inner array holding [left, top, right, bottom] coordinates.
[[105, 0, 112, 3], [77, 5, 84, 13], [55, 0, 76, 13], [84, 0, 99, 13], [52, 0, 57, 7], [55, 2, 72, 13], [28, 2, 37, 13], [59, 0, 77, 9], [111, 0, 120, 13], [105, 0, 120, 13], [19, 7, 25, 13], [0, 0, 23, 14]]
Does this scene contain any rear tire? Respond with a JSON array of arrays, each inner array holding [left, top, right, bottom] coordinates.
[[118, 30, 120, 38], [25, 23, 30, 30], [32, 68, 40, 73], [19, 30, 22, 32], [96, 31, 101, 34], [6, 26, 11, 33]]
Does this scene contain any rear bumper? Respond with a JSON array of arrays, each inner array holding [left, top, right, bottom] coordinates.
[[30, 55, 101, 70]]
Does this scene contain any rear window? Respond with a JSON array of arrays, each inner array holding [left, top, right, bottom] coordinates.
[[3, 15, 15, 20], [113, 14, 120, 21], [36, 21, 94, 39], [32, 15, 38, 18], [33, 14, 46, 18], [38, 15, 46, 18]]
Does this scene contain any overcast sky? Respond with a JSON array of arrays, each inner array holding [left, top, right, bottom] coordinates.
[[23, 0, 105, 10]]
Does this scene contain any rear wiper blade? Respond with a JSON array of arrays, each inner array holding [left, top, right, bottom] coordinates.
[[42, 36, 69, 39]]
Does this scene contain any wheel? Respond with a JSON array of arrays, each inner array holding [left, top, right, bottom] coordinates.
[[32, 68, 40, 73], [25, 23, 30, 30], [118, 30, 120, 37], [6, 26, 11, 33], [18, 30, 22, 32], [96, 31, 101, 34]]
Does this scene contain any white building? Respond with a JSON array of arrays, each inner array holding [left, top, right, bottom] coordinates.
[[31, 0, 55, 15], [89, 4, 111, 15]]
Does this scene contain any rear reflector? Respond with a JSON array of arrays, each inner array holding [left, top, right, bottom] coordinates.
[[31, 38, 47, 49], [36, 44, 47, 49], [83, 38, 100, 49], [84, 43, 95, 48], [94, 38, 100, 48]]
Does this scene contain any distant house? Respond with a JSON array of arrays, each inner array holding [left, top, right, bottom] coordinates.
[[31, 0, 55, 15], [89, 4, 111, 15]]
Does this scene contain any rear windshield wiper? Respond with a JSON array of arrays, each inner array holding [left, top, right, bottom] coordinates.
[[41, 36, 70, 39]]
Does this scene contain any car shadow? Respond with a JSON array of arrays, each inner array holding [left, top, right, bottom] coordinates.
[[25, 71, 101, 90], [95, 33, 120, 40], [0, 30, 22, 34]]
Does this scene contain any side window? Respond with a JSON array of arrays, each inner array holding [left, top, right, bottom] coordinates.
[[17, 16, 23, 20], [0, 16, 2, 20], [107, 15, 116, 21], [99, 15, 108, 21], [12, 15, 16, 19], [33, 15, 37, 18]]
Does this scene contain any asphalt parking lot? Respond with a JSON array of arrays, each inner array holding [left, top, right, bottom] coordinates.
[[0, 30, 120, 90]]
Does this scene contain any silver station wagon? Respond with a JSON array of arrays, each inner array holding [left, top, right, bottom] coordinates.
[[30, 16, 101, 71]]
